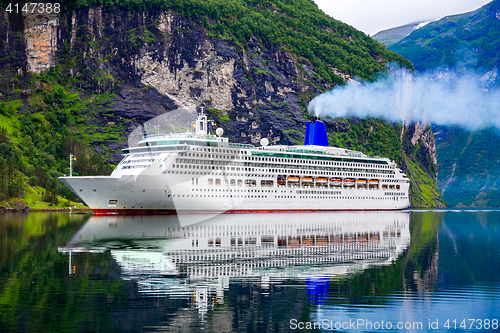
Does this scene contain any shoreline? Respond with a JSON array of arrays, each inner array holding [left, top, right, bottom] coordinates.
[[0, 208, 93, 213]]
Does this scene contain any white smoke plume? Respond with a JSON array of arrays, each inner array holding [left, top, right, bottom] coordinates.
[[308, 67, 500, 130]]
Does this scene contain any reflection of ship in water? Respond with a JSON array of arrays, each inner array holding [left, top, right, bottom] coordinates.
[[59, 212, 410, 315]]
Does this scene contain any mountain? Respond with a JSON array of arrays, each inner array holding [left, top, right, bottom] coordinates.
[[389, 0, 500, 81], [433, 126, 500, 207], [0, 0, 444, 208], [386, 0, 500, 207], [372, 21, 430, 47]]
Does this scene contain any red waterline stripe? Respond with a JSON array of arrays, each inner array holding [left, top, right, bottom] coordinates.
[[92, 208, 404, 215]]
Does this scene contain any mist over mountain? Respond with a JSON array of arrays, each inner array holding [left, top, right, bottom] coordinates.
[[308, 66, 500, 131], [384, 0, 500, 207]]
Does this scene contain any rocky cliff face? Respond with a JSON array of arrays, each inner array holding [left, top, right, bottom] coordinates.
[[2, 6, 336, 153], [405, 122, 438, 175], [401, 122, 444, 207], [0, 5, 444, 207]]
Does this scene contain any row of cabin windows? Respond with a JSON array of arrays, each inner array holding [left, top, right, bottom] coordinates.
[[207, 178, 262, 187], [169, 193, 406, 201], [182, 151, 390, 169], [128, 145, 389, 169], [173, 161, 395, 176], [161, 225, 402, 238], [174, 168, 396, 181], [173, 168, 396, 180], [203, 179, 401, 190], [123, 158, 154, 164], [385, 190, 403, 195]]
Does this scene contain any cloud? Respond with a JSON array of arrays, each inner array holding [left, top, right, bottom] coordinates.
[[308, 67, 500, 130]]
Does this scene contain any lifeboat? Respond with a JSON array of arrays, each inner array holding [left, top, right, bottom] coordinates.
[[330, 178, 342, 185], [287, 176, 299, 182], [315, 176, 328, 188], [301, 177, 313, 182], [302, 236, 314, 246], [344, 178, 355, 186], [316, 236, 328, 246], [357, 179, 367, 188], [369, 179, 379, 184], [330, 236, 342, 244]]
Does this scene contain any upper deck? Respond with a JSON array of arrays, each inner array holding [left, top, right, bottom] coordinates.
[[123, 134, 391, 166], [114, 109, 400, 178]]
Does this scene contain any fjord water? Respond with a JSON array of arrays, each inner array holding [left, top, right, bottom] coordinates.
[[1, 211, 499, 332]]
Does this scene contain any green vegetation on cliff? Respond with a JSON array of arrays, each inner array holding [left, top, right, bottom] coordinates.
[[326, 118, 402, 163], [0, 68, 116, 208], [71, 0, 412, 83]]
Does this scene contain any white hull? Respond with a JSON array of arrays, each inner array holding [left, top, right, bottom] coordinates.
[[60, 170, 410, 214]]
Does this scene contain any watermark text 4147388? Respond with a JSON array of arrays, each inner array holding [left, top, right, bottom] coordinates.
[[289, 318, 499, 330], [5, 3, 61, 14]]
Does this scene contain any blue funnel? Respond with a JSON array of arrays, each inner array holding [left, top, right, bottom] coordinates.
[[304, 118, 328, 146]]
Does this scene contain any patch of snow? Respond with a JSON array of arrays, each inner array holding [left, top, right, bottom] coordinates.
[[416, 21, 432, 29], [404, 21, 433, 37]]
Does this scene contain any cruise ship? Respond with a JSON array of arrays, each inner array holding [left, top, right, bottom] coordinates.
[[59, 109, 410, 214]]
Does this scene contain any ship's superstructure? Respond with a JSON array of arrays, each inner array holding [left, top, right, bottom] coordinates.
[[60, 109, 410, 214]]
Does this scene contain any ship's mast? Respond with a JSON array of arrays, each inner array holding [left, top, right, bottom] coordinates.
[[196, 107, 209, 136]]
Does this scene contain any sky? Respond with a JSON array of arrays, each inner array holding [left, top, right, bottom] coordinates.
[[313, 0, 493, 36]]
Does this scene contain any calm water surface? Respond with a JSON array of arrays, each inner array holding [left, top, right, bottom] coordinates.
[[1, 211, 499, 332]]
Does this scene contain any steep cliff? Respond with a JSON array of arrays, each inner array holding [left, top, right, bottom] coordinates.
[[0, 1, 443, 207], [401, 122, 444, 208]]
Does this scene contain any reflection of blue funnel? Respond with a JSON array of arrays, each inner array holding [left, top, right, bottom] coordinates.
[[306, 276, 330, 304], [304, 118, 328, 146]]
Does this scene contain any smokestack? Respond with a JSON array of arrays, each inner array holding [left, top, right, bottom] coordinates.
[[304, 117, 328, 146]]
